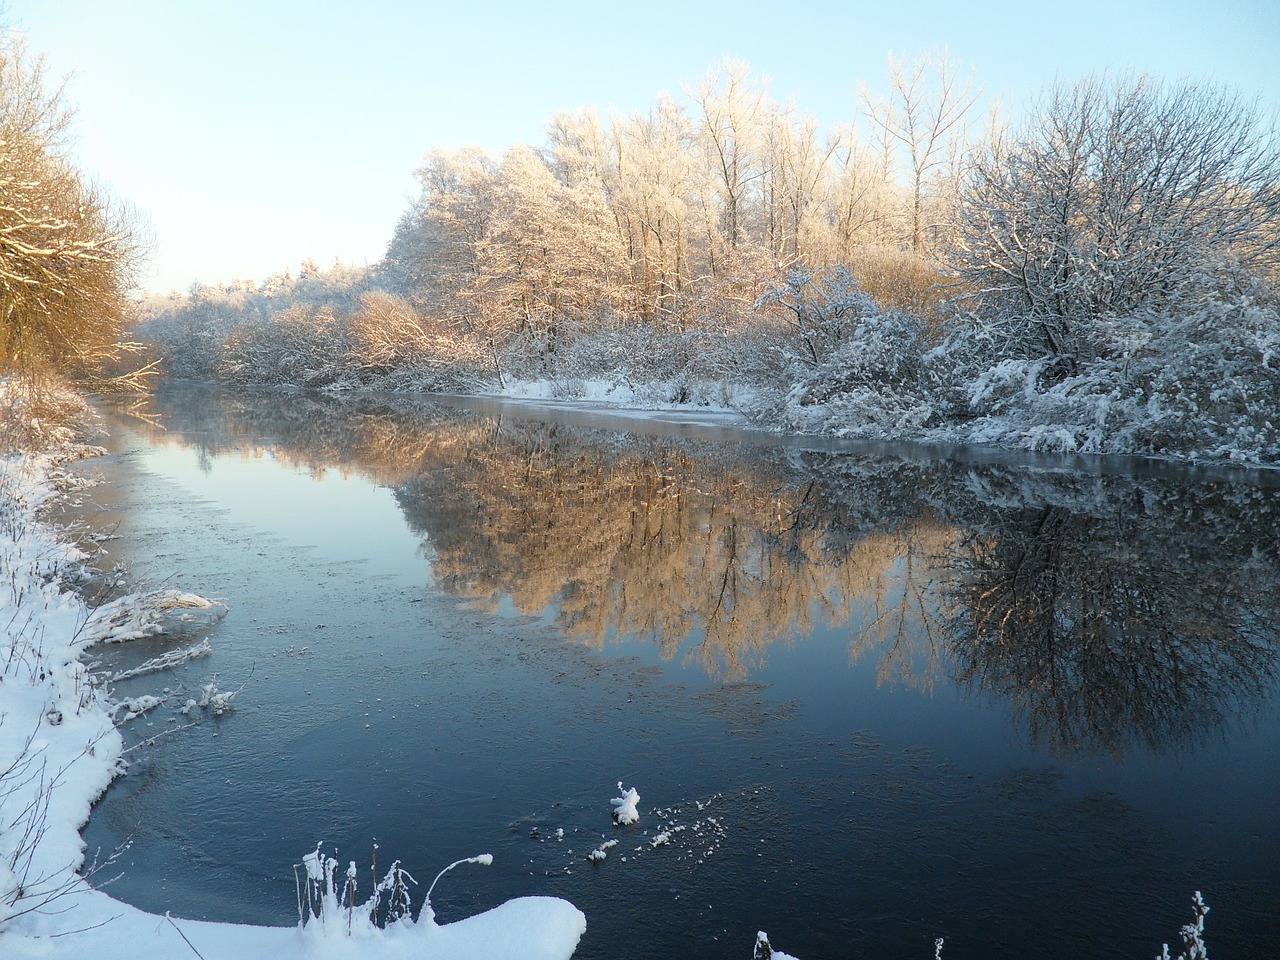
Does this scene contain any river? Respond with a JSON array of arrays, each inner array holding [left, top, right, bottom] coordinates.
[[72, 385, 1279, 959]]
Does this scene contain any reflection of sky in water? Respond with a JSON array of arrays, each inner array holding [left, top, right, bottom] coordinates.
[[137, 442, 432, 580], [80, 390, 1280, 960]]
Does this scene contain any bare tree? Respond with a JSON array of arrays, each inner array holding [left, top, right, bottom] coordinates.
[[862, 48, 980, 255], [688, 58, 771, 269], [952, 74, 1280, 365]]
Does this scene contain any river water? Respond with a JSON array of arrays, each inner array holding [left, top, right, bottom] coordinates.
[[74, 385, 1279, 959]]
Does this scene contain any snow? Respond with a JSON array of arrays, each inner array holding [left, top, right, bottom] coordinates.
[[3, 892, 587, 960], [108, 638, 212, 682], [586, 839, 618, 862], [610, 781, 640, 825], [0, 448, 586, 959], [485, 382, 756, 432], [754, 930, 801, 960]]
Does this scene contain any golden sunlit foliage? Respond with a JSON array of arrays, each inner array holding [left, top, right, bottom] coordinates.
[[0, 32, 140, 400]]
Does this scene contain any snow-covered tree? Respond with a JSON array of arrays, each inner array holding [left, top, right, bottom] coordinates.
[[481, 144, 627, 351], [688, 58, 771, 269], [607, 95, 699, 323], [862, 49, 979, 255], [952, 74, 1280, 369], [0, 33, 139, 389], [758, 110, 840, 267], [924, 75, 1280, 462], [387, 147, 499, 329]]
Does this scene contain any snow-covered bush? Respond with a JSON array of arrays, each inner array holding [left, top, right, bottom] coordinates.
[[346, 291, 484, 377], [132, 300, 251, 382], [296, 843, 495, 935], [752, 265, 935, 436], [756, 265, 884, 367], [1126, 294, 1280, 462], [0, 376, 96, 452], [216, 304, 354, 389], [345, 291, 498, 393], [935, 73, 1280, 463], [495, 318, 761, 408], [927, 287, 1280, 462], [132, 262, 373, 383]]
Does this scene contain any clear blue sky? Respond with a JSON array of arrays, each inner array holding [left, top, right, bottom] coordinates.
[[9, 0, 1279, 294]]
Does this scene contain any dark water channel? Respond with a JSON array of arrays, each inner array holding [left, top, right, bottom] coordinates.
[[76, 386, 1279, 959]]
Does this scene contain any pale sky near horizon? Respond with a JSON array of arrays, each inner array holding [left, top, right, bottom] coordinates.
[[8, 0, 1279, 295]]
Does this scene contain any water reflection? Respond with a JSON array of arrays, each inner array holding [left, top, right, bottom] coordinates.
[[128, 387, 1280, 757], [940, 489, 1278, 756], [392, 429, 952, 682]]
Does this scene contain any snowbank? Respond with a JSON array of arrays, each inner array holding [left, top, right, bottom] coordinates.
[[0, 448, 586, 959]]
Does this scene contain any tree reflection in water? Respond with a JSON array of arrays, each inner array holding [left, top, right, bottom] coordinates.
[[133, 387, 1280, 757], [937, 489, 1278, 756]]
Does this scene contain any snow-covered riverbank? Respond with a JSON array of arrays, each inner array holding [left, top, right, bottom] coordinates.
[[0, 445, 585, 959]]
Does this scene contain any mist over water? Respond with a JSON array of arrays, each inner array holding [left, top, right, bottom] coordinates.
[[78, 387, 1280, 959]]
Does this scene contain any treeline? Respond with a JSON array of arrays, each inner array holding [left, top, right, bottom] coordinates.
[[135, 57, 1280, 465]]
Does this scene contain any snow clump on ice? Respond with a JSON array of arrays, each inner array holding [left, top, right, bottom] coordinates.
[[755, 929, 801, 959], [587, 839, 619, 862], [611, 781, 640, 825]]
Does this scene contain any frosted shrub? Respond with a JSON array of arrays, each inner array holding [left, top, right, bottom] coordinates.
[[295, 842, 491, 936], [0, 379, 95, 453], [755, 265, 883, 366], [1128, 296, 1280, 462], [754, 265, 934, 436], [133, 262, 372, 381], [216, 305, 353, 389], [499, 319, 754, 408], [933, 344, 1146, 454], [344, 292, 497, 392], [132, 306, 242, 381], [371, 859, 417, 926], [930, 289, 1280, 462], [344, 292, 437, 372], [518, 320, 693, 398]]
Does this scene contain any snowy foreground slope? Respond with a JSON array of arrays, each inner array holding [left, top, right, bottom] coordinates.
[[0, 447, 586, 960]]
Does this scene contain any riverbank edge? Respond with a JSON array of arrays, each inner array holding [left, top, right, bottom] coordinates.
[[154, 377, 1280, 485], [157, 372, 1280, 473]]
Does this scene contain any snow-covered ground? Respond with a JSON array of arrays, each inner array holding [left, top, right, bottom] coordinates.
[[0, 446, 586, 959], [492, 377, 755, 429]]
